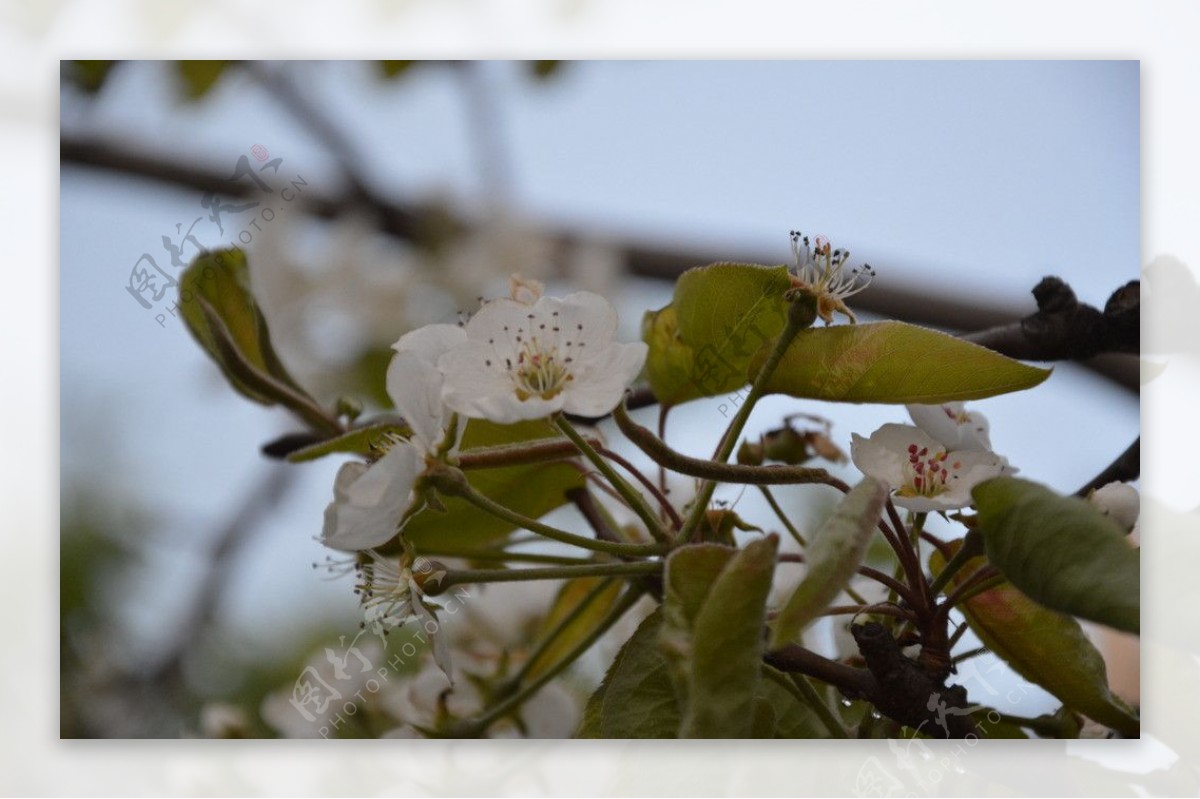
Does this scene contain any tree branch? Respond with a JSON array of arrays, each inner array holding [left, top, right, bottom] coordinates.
[[1076, 437, 1140, 496]]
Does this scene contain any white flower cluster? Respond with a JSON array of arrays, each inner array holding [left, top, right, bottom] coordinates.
[[319, 280, 647, 633]]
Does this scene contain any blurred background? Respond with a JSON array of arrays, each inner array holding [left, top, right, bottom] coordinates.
[[59, 60, 1139, 739]]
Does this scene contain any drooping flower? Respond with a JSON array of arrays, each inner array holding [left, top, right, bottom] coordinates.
[[788, 230, 875, 325], [850, 423, 1008, 512], [906, 401, 994, 452], [438, 291, 648, 423], [357, 552, 453, 679], [322, 324, 466, 551]]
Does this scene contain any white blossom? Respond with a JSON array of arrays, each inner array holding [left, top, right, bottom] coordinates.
[[850, 423, 1008, 512], [439, 291, 647, 423], [321, 324, 466, 551]]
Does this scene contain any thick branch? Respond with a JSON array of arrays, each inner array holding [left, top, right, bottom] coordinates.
[[964, 276, 1139, 361], [1076, 437, 1140, 496]]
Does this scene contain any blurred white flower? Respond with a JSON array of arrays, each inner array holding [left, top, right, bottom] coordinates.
[[851, 423, 1008, 512], [1089, 481, 1140, 533], [439, 291, 647, 422], [322, 324, 465, 551]]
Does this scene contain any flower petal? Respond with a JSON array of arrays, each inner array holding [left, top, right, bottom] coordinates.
[[322, 444, 424, 551], [562, 341, 648, 417], [907, 402, 993, 451]]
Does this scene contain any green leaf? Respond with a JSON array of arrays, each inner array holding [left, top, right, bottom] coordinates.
[[578, 607, 824, 739], [644, 262, 792, 404], [285, 421, 410, 463], [931, 540, 1139, 736], [973, 477, 1140, 634], [641, 305, 703, 407], [524, 578, 624, 683], [180, 248, 310, 401], [403, 420, 585, 550], [661, 536, 779, 738], [769, 477, 888, 650], [756, 320, 1051, 404], [577, 610, 681, 738], [177, 61, 233, 100]]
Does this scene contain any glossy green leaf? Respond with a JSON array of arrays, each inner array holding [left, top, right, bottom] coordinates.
[[756, 320, 1051, 404], [973, 477, 1140, 634], [661, 536, 779, 738], [648, 262, 792, 402], [769, 477, 888, 650], [404, 420, 585, 550], [931, 541, 1139, 736], [524, 578, 624, 683], [285, 421, 410, 463], [177, 61, 233, 99]]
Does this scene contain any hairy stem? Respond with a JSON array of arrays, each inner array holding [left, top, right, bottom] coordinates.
[[555, 416, 671, 544]]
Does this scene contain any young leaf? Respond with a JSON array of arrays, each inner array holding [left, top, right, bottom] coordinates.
[[972, 477, 1139, 634], [755, 321, 1051, 404], [769, 477, 888, 650], [931, 541, 1139, 736], [650, 262, 792, 402], [403, 419, 585, 550], [179, 248, 324, 416], [579, 605, 826, 739], [577, 610, 681, 738], [662, 536, 780, 738]]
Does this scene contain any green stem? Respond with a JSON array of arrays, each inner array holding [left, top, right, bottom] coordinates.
[[452, 586, 644, 736], [940, 570, 1005, 613], [928, 529, 985, 598], [758, 485, 807, 548], [453, 436, 602, 470], [614, 402, 839, 487], [424, 561, 662, 596], [416, 548, 597, 567], [435, 469, 666, 558], [678, 297, 817, 542], [555, 416, 672, 544], [510, 577, 617, 686], [762, 665, 849, 738]]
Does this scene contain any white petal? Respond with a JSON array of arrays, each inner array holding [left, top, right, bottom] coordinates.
[[906, 402, 994, 452], [322, 445, 424, 551], [544, 291, 618, 343], [851, 424, 942, 489], [562, 341, 648, 417], [391, 323, 468, 363], [386, 353, 443, 453]]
